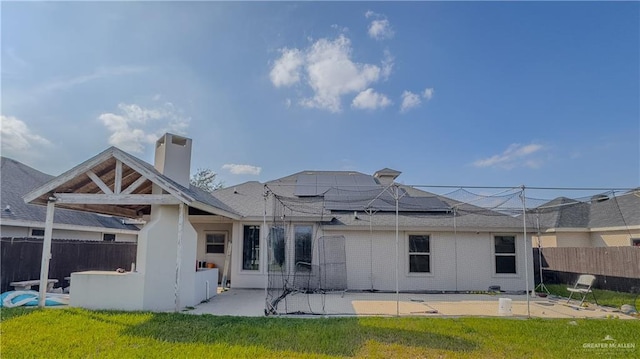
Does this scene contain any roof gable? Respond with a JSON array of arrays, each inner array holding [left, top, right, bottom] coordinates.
[[1, 157, 138, 231], [23, 148, 239, 219]]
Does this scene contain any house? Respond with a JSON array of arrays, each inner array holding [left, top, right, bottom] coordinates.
[[531, 191, 640, 248], [23, 133, 534, 311], [210, 170, 534, 293], [1, 157, 139, 242]]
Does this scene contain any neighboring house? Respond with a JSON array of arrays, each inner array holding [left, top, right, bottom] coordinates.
[[23, 133, 534, 311], [1, 157, 139, 242], [532, 191, 640, 248]]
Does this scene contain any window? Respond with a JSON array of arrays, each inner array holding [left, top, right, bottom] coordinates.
[[294, 225, 313, 271], [103, 233, 116, 242], [206, 232, 226, 254], [408, 235, 430, 273], [269, 226, 286, 271], [632, 238, 640, 247], [242, 225, 260, 271], [30, 229, 45, 237], [494, 235, 516, 274]]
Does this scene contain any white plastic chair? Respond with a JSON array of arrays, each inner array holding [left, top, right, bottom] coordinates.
[[566, 274, 598, 306]]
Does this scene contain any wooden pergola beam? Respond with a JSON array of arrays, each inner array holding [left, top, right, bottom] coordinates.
[[86, 170, 113, 194], [54, 193, 183, 205]]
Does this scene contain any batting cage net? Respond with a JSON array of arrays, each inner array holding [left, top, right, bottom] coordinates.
[[261, 176, 638, 317]]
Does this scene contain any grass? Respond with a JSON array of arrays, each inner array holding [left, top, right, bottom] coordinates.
[[1, 307, 638, 358], [544, 284, 640, 310]]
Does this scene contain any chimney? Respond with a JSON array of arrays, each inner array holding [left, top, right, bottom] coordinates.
[[154, 133, 192, 187], [374, 168, 401, 185]]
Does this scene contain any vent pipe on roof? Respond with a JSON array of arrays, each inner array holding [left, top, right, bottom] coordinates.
[[154, 133, 192, 188]]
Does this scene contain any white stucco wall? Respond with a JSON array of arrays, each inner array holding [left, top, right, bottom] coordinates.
[[591, 229, 640, 247], [136, 204, 198, 311], [0, 225, 137, 242], [192, 222, 233, 283], [229, 223, 535, 293], [229, 222, 266, 289], [342, 230, 533, 292], [69, 271, 144, 311], [0, 226, 29, 238]]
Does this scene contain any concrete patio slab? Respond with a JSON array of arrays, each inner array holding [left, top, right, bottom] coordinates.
[[185, 288, 637, 320]]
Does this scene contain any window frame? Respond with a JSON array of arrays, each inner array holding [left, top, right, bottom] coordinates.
[[30, 228, 45, 237], [493, 235, 518, 275], [268, 225, 286, 271], [631, 238, 640, 247], [102, 233, 116, 242], [407, 234, 432, 275], [294, 225, 313, 272], [241, 225, 261, 272], [205, 231, 227, 255]]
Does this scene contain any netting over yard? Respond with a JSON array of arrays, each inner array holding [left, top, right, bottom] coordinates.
[[262, 178, 639, 316]]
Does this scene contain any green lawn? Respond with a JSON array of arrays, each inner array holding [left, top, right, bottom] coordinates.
[[1, 307, 638, 358], [544, 284, 640, 310]]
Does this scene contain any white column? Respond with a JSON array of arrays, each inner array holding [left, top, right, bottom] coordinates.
[[174, 203, 185, 312], [38, 200, 56, 307]]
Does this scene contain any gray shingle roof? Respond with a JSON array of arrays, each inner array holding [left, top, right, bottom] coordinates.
[[115, 149, 239, 216], [533, 191, 640, 230], [210, 170, 524, 230], [1, 157, 139, 231]]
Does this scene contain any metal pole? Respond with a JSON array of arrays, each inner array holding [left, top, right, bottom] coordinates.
[[521, 186, 530, 318], [263, 188, 269, 315], [367, 209, 374, 291], [395, 185, 399, 316], [38, 200, 56, 307]]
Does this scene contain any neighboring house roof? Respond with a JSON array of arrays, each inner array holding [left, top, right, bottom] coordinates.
[[1, 157, 139, 232], [22, 147, 240, 220], [534, 190, 640, 230], [210, 170, 525, 231]]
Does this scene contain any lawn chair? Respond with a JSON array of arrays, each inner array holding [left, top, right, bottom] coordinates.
[[566, 274, 598, 306]]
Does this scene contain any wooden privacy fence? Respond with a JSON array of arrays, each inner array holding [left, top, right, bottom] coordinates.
[[537, 247, 640, 279], [1, 237, 137, 293]]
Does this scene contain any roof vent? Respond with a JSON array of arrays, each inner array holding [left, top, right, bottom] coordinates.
[[373, 168, 401, 185]]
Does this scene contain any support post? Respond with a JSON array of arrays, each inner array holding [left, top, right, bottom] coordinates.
[[174, 203, 185, 312], [38, 200, 56, 307]]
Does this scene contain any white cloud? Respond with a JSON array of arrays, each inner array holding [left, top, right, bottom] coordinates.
[[98, 102, 190, 153], [473, 143, 545, 169], [423, 88, 435, 100], [368, 19, 394, 40], [271, 35, 384, 113], [365, 11, 394, 40], [351, 88, 392, 110], [222, 164, 262, 175], [269, 48, 304, 88], [400, 91, 422, 113], [36, 66, 147, 94], [381, 50, 394, 80], [0, 115, 51, 154]]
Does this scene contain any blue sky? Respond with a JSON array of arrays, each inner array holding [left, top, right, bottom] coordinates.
[[1, 1, 638, 199]]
